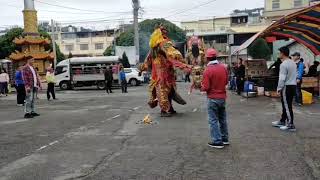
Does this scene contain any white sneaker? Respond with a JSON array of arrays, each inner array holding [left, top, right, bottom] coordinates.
[[272, 121, 285, 127], [223, 141, 230, 145], [280, 125, 296, 132]]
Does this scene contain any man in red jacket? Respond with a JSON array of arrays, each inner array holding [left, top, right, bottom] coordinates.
[[201, 48, 229, 149]]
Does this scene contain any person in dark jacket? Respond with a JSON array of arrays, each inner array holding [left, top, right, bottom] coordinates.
[[269, 58, 282, 76], [236, 58, 246, 95], [15, 66, 26, 106], [307, 61, 319, 77], [104, 66, 113, 94]]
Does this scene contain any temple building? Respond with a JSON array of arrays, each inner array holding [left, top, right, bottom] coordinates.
[[9, 0, 54, 77]]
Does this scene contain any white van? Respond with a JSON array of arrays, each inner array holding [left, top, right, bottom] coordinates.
[[55, 56, 144, 90], [55, 56, 120, 90]]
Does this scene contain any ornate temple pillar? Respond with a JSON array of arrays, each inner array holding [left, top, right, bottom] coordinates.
[[23, 0, 38, 35]]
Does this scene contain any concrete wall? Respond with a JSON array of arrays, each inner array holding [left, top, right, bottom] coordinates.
[[181, 17, 231, 33], [214, 18, 231, 32], [181, 21, 199, 33], [198, 19, 214, 32], [55, 32, 114, 57], [265, 0, 310, 11], [264, 0, 312, 23]]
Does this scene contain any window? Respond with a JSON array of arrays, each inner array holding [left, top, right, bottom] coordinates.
[[80, 44, 89, 50], [272, 0, 280, 10], [53, 34, 59, 40], [124, 69, 132, 73], [77, 33, 89, 38], [55, 66, 68, 75], [61, 33, 76, 40], [95, 43, 104, 50], [294, 0, 302, 7], [65, 44, 74, 51]]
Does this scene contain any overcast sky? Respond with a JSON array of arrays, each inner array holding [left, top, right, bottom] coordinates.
[[0, 0, 264, 30]]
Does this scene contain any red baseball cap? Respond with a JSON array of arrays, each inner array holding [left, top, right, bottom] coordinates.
[[206, 48, 217, 58]]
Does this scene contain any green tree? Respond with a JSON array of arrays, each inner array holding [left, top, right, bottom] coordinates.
[[116, 18, 186, 62], [248, 38, 272, 60], [0, 27, 65, 62], [68, 52, 73, 58], [0, 28, 24, 59], [103, 45, 114, 56], [121, 52, 131, 68], [55, 43, 65, 62]]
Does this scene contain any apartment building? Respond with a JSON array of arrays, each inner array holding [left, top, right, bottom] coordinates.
[[181, 8, 267, 59], [263, 0, 320, 23], [53, 30, 115, 57]]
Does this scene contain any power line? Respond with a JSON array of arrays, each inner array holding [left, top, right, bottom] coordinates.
[[58, 14, 134, 24], [39, 13, 132, 21], [40, 10, 131, 15], [59, 18, 136, 25], [34, 0, 130, 14], [164, 0, 218, 18], [2, 3, 132, 15]]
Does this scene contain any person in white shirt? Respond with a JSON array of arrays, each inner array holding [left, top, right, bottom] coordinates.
[[0, 69, 10, 96]]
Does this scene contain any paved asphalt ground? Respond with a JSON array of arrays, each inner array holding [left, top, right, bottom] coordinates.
[[0, 83, 319, 180]]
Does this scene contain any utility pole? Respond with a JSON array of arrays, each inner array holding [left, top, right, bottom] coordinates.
[[132, 0, 140, 64], [51, 19, 57, 68]]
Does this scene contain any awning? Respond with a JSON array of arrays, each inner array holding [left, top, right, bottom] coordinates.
[[233, 3, 320, 55], [231, 30, 264, 55]]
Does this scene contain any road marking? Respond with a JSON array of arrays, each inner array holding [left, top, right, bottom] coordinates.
[[112, 115, 121, 119], [133, 106, 141, 110], [192, 108, 198, 112], [49, 140, 59, 146], [0, 119, 31, 126], [103, 114, 121, 123], [36, 140, 60, 152], [36, 145, 48, 151]]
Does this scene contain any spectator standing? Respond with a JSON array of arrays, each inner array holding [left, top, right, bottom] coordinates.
[[104, 66, 113, 94], [34, 67, 40, 99], [307, 61, 319, 77], [292, 52, 304, 106], [272, 47, 297, 131], [185, 71, 191, 83], [229, 62, 237, 91], [15, 66, 26, 106], [0, 69, 9, 96], [268, 58, 282, 76], [119, 67, 127, 93], [46, 67, 56, 100], [22, 56, 41, 118], [201, 48, 229, 149], [236, 58, 246, 95]]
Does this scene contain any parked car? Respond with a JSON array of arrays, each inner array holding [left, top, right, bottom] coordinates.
[[124, 68, 144, 86]]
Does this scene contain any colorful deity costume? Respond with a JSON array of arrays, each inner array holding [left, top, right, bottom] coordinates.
[[186, 36, 206, 93], [141, 28, 191, 113]]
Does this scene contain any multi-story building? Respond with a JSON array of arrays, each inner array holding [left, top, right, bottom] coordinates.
[[263, 0, 320, 23], [181, 8, 267, 62], [53, 29, 115, 57]]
